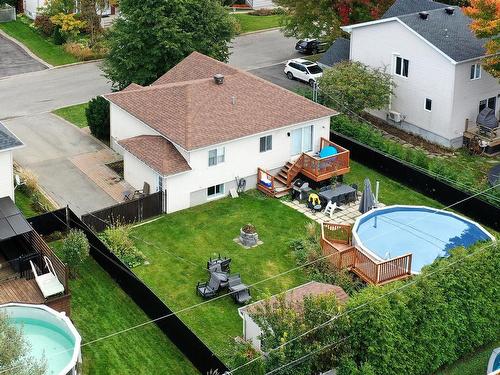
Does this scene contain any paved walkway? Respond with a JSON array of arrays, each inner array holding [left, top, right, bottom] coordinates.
[[282, 197, 385, 225], [0, 33, 47, 78]]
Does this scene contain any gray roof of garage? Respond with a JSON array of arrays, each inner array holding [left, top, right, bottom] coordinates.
[[0, 122, 23, 152]]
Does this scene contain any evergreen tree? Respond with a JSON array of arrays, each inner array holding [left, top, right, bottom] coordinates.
[[103, 0, 236, 89]]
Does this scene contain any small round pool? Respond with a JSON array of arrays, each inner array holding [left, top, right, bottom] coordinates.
[[0, 303, 81, 375], [352, 205, 494, 273]]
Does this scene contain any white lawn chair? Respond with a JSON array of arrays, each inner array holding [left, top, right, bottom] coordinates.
[[30, 257, 64, 299], [324, 201, 345, 218]]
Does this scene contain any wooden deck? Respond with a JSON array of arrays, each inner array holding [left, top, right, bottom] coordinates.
[[257, 138, 350, 198], [321, 223, 412, 285], [0, 278, 44, 305]]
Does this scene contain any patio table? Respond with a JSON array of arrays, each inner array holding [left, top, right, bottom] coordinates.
[[318, 184, 356, 205]]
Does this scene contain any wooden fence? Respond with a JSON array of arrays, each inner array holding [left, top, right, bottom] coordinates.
[[82, 191, 165, 232], [321, 222, 412, 285]]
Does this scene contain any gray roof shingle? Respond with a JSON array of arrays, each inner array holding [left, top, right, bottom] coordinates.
[[0, 122, 23, 152], [398, 6, 488, 62], [382, 0, 447, 18], [319, 38, 350, 67]]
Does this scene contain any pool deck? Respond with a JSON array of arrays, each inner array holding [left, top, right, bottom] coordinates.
[[0, 278, 44, 305]]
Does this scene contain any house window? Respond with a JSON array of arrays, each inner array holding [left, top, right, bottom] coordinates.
[[395, 56, 409, 77], [479, 97, 496, 112], [470, 64, 481, 80], [207, 183, 224, 198], [424, 98, 432, 111], [291, 125, 313, 155], [208, 147, 225, 166], [260, 135, 272, 152]]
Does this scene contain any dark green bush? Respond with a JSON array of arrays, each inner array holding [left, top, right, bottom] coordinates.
[[338, 242, 499, 375], [85, 96, 110, 141], [52, 26, 65, 45]]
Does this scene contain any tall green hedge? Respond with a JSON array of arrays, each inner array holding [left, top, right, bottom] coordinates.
[[338, 242, 499, 375]]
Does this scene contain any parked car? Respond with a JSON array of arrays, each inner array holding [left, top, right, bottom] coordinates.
[[284, 59, 323, 86], [295, 39, 328, 55]]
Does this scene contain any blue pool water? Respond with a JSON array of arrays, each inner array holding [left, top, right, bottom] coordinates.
[[11, 317, 75, 375], [353, 206, 493, 273]]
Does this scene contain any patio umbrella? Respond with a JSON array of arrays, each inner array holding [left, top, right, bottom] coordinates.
[[359, 178, 375, 214]]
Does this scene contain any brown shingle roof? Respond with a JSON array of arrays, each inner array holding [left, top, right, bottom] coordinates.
[[118, 135, 191, 176], [105, 52, 337, 151], [240, 282, 349, 315]]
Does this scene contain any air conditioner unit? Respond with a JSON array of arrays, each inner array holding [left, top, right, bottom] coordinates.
[[388, 111, 402, 123]]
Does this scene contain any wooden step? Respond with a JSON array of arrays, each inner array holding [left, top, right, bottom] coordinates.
[[278, 171, 288, 180], [274, 188, 292, 198], [274, 175, 288, 185]]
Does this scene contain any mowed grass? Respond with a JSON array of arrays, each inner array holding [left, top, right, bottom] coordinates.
[[131, 193, 312, 363], [50, 241, 198, 375], [53, 103, 89, 128], [231, 13, 282, 33], [0, 17, 77, 66], [434, 341, 499, 375]]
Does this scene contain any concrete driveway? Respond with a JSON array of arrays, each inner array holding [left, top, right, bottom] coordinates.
[[4, 113, 117, 216], [250, 63, 303, 91], [0, 61, 111, 120], [229, 29, 301, 70], [0, 34, 47, 78]]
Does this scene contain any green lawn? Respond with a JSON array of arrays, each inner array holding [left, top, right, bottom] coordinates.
[[231, 13, 282, 33], [131, 192, 312, 363], [0, 17, 77, 66], [50, 241, 198, 374], [434, 341, 499, 375], [53, 103, 89, 128]]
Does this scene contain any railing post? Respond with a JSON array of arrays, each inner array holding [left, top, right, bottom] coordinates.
[[376, 265, 380, 284], [407, 254, 412, 275]]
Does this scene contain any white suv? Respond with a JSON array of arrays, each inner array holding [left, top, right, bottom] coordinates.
[[284, 59, 323, 86]]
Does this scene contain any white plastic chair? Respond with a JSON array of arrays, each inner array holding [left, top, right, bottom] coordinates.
[[324, 201, 344, 218], [30, 257, 64, 299]]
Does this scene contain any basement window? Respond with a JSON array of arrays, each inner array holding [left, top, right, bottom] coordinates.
[[425, 98, 432, 112], [207, 183, 224, 198]]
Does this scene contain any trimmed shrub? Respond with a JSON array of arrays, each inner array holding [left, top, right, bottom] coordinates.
[[60, 229, 90, 278], [338, 242, 499, 375], [52, 26, 66, 45], [85, 96, 110, 140], [99, 224, 145, 268], [34, 14, 55, 37]]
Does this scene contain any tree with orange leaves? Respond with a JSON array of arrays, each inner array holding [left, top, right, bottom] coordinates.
[[464, 0, 500, 79]]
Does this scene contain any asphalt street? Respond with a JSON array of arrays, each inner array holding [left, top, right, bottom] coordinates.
[[0, 34, 47, 78]]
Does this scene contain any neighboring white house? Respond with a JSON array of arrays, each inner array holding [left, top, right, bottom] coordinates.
[[104, 52, 336, 213], [238, 282, 349, 351], [24, 0, 117, 20], [0, 123, 23, 201], [341, 0, 500, 148], [244, 0, 275, 9]]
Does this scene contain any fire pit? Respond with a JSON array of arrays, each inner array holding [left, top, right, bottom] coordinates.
[[237, 224, 261, 248]]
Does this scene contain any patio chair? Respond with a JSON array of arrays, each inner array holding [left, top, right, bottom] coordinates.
[[324, 201, 344, 218], [196, 273, 221, 299], [133, 182, 150, 199], [319, 185, 332, 193], [30, 258, 64, 299], [228, 274, 251, 304], [207, 256, 231, 273]]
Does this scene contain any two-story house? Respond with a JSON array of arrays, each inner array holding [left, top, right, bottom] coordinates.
[[105, 52, 349, 213], [0, 122, 23, 201], [341, 0, 499, 148]]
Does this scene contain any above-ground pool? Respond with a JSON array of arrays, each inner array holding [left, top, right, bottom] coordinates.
[[0, 303, 81, 375], [352, 205, 494, 273]]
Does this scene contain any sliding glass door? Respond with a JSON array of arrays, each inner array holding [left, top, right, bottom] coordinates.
[[291, 125, 313, 156]]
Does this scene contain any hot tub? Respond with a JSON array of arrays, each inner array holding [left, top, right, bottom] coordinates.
[[352, 205, 494, 273], [0, 303, 81, 375]]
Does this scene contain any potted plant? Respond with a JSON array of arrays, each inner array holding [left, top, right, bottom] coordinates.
[[240, 224, 259, 247]]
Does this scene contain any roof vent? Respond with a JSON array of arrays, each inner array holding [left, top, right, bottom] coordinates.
[[445, 7, 454, 15], [214, 74, 224, 85], [418, 11, 429, 20]]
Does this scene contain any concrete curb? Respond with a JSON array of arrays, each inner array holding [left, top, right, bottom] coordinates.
[[0, 29, 52, 68], [239, 27, 281, 36]]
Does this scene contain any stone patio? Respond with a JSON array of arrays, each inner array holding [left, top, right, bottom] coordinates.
[[282, 198, 385, 225]]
